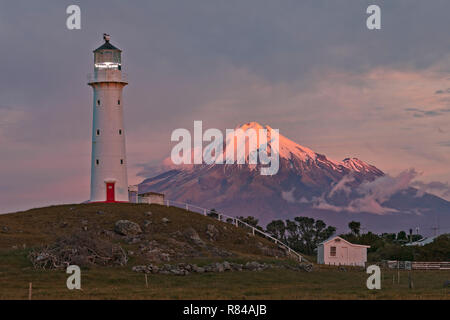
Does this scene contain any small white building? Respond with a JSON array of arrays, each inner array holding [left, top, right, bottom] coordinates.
[[317, 236, 370, 267], [404, 235, 438, 246], [138, 192, 165, 205]]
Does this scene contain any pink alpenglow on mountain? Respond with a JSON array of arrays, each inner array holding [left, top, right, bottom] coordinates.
[[139, 122, 450, 234]]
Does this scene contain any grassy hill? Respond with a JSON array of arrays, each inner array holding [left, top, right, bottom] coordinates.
[[0, 202, 287, 259], [0, 203, 449, 300]]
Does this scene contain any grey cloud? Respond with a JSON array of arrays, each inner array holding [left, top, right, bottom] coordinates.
[[311, 169, 419, 215], [405, 107, 450, 118], [438, 141, 450, 147], [412, 180, 450, 199], [435, 88, 450, 94]]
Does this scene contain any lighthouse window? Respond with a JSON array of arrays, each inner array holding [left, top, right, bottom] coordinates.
[[119, 129, 122, 135], [118, 100, 121, 105], [96, 129, 100, 135], [97, 100, 100, 106], [120, 159, 124, 165], [96, 159, 99, 165]]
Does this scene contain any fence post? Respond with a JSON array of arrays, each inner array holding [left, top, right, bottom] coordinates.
[[235, 219, 238, 227], [252, 228, 255, 236], [166, 200, 169, 207], [185, 203, 188, 211], [203, 209, 207, 216], [218, 214, 221, 221]]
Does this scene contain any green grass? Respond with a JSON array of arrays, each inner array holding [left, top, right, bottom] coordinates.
[[1, 251, 448, 300], [0, 203, 449, 300]]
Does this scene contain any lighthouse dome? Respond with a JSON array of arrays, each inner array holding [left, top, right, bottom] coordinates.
[[93, 35, 122, 69]]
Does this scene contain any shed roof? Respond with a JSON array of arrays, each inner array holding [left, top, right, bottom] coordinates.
[[139, 191, 164, 197], [319, 235, 370, 248]]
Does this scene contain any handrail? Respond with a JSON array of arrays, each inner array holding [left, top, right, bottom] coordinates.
[[163, 199, 309, 263]]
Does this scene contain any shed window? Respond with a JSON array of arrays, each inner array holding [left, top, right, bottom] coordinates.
[[96, 129, 100, 135], [97, 100, 100, 106], [330, 246, 336, 257], [118, 100, 121, 105], [96, 159, 99, 165], [120, 159, 124, 165], [119, 129, 122, 135]]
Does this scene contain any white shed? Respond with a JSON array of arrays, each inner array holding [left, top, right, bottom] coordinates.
[[317, 236, 370, 267], [138, 192, 165, 205]]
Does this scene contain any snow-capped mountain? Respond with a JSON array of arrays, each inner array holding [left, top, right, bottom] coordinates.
[[139, 122, 450, 234]]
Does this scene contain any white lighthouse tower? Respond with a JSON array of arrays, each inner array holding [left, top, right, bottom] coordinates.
[[88, 34, 129, 202]]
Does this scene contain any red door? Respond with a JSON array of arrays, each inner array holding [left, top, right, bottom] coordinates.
[[106, 182, 115, 202]]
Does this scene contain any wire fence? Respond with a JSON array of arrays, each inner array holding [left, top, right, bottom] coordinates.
[[164, 199, 308, 263]]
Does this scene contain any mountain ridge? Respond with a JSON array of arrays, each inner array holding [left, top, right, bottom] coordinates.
[[139, 122, 450, 235]]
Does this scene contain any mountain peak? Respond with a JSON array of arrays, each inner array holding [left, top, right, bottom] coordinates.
[[158, 121, 383, 177], [341, 157, 383, 175], [236, 122, 267, 131]]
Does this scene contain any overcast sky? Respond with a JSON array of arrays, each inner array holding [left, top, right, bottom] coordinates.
[[1, 0, 450, 212]]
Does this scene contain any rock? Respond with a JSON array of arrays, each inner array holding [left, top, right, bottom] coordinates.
[[213, 262, 225, 272], [231, 263, 243, 271], [60, 221, 68, 228], [183, 227, 205, 246], [299, 263, 314, 272], [223, 261, 232, 271], [191, 264, 205, 273], [143, 220, 152, 227], [1, 226, 10, 233], [162, 217, 170, 223], [132, 265, 149, 273], [170, 268, 189, 276], [204, 264, 214, 272], [206, 224, 219, 240], [149, 264, 159, 274], [128, 250, 135, 256], [244, 261, 261, 271], [144, 211, 152, 217], [82, 226, 88, 231], [114, 220, 142, 236]]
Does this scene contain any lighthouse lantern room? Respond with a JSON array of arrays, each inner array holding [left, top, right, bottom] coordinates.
[[88, 34, 129, 202]]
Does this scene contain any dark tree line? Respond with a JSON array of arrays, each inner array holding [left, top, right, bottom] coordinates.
[[208, 209, 448, 261], [266, 217, 335, 255], [208, 209, 336, 256]]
